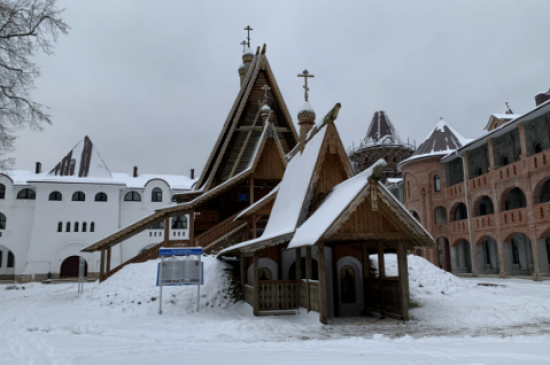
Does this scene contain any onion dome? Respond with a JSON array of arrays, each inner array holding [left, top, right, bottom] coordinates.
[[243, 47, 254, 63], [297, 102, 316, 126], [261, 104, 271, 124]]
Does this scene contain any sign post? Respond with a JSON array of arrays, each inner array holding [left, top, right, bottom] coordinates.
[[77, 257, 85, 294], [156, 247, 204, 315]]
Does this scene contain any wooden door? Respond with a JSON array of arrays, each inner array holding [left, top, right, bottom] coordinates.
[[60, 256, 87, 278]]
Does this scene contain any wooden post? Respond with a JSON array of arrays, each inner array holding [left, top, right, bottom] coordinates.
[[362, 244, 370, 315], [106, 247, 111, 273], [249, 177, 255, 205], [253, 251, 259, 316], [318, 243, 328, 325], [99, 248, 105, 282], [397, 241, 409, 320], [252, 214, 257, 239], [240, 255, 246, 301], [189, 211, 195, 246], [306, 246, 312, 312], [295, 248, 302, 309], [378, 242, 385, 318], [163, 216, 169, 246]]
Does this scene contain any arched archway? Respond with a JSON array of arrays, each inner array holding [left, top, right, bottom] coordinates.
[[503, 187, 527, 211], [476, 196, 494, 216], [288, 257, 319, 280], [476, 236, 499, 274], [434, 206, 447, 224], [502, 233, 533, 276], [538, 179, 550, 203], [336, 256, 363, 317], [60, 256, 88, 278], [452, 203, 468, 221], [451, 239, 472, 273], [247, 258, 278, 286]]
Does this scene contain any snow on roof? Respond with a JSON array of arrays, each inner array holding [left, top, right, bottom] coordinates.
[[400, 119, 468, 165], [244, 46, 254, 56], [218, 123, 327, 255], [298, 101, 315, 114], [364, 111, 403, 147], [288, 159, 386, 249], [491, 113, 520, 120]]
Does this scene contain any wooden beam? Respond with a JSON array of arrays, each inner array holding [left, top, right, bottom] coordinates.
[[229, 101, 264, 179], [189, 211, 195, 247], [306, 246, 312, 312], [99, 248, 105, 282], [106, 247, 111, 273], [163, 216, 169, 245], [252, 214, 257, 239], [378, 242, 385, 319], [361, 244, 370, 316], [249, 177, 255, 205], [253, 251, 259, 316], [236, 126, 290, 133], [295, 248, 302, 309], [397, 240, 409, 320], [318, 243, 328, 325], [240, 255, 246, 302]]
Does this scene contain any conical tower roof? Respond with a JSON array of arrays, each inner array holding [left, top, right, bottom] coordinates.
[[364, 111, 402, 146], [48, 136, 112, 178], [409, 119, 468, 159]]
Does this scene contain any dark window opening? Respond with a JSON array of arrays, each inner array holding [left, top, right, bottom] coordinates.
[[150, 220, 164, 229], [504, 187, 527, 210], [90, 222, 95, 232], [66, 222, 70, 232], [124, 191, 141, 202], [7, 251, 14, 268], [546, 236, 550, 264], [17, 189, 35, 200], [151, 188, 163, 202], [454, 203, 468, 221], [49, 191, 62, 201], [171, 216, 187, 229], [534, 142, 543, 154], [72, 191, 85, 202], [485, 239, 491, 265], [57, 222, 62, 232], [0, 213, 5, 230], [288, 258, 319, 280], [540, 179, 550, 203], [0, 184, 5, 199], [340, 265, 356, 303], [477, 167, 483, 177], [478, 196, 494, 216], [511, 239, 520, 264], [95, 192, 108, 202], [501, 155, 509, 167], [74, 222, 79, 232], [434, 175, 441, 192]]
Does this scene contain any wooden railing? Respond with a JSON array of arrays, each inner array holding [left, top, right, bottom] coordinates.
[[244, 284, 254, 306], [194, 210, 220, 231], [258, 280, 298, 311], [104, 240, 189, 280], [298, 280, 319, 312], [197, 211, 248, 253], [499, 207, 528, 226], [364, 277, 401, 317]]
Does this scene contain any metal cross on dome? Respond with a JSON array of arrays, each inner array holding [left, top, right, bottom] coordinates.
[[298, 69, 314, 102], [262, 84, 271, 100], [240, 40, 247, 53], [244, 25, 253, 47]]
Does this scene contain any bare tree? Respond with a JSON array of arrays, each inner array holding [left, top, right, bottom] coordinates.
[[0, 0, 68, 169]]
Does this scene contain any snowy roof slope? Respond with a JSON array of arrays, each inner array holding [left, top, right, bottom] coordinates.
[[288, 159, 386, 248], [218, 123, 327, 255], [364, 111, 403, 146]]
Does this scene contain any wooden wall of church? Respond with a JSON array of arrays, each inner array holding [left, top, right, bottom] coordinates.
[[337, 198, 399, 235], [253, 139, 285, 180]]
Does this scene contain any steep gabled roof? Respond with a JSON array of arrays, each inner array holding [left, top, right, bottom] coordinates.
[[364, 111, 402, 146], [48, 136, 112, 179], [218, 104, 354, 255], [195, 45, 299, 192], [288, 160, 434, 250]]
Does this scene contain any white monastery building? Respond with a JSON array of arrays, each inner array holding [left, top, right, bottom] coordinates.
[[0, 136, 194, 281]]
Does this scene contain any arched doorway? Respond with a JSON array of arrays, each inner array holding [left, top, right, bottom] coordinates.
[[476, 237, 499, 274], [453, 203, 468, 221], [504, 188, 527, 210], [246, 258, 278, 286], [288, 257, 319, 280], [60, 256, 88, 278], [437, 237, 451, 272], [336, 257, 363, 317], [503, 233, 533, 276], [451, 239, 472, 273], [0, 245, 15, 280]]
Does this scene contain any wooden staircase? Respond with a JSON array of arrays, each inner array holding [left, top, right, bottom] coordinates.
[[102, 212, 248, 281]]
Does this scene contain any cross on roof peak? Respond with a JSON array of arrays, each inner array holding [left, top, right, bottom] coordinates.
[[244, 25, 253, 47], [262, 84, 271, 100], [298, 69, 314, 102]]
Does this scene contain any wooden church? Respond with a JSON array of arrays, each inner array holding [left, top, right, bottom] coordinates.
[[83, 39, 435, 324]]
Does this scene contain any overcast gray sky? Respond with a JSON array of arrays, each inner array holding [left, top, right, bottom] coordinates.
[[8, 0, 550, 177]]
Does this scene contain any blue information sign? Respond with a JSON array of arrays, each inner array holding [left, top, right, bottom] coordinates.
[[159, 247, 203, 256]]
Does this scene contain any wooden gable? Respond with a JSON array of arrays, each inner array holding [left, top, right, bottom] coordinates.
[[196, 46, 299, 192], [253, 138, 286, 180]]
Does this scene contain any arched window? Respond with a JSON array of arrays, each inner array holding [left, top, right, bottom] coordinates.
[[171, 216, 187, 229], [540, 179, 550, 203], [172, 195, 178, 202], [151, 187, 162, 202], [0, 213, 5, 229], [0, 184, 5, 199], [124, 191, 141, 202], [72, 191, 85, 201], [434, 175, 441, 192], [501, 155, 509, 167], [534, 142, 543, 154], [477, 167, 483, 177], [74, 222, 79, 232], [49, 191, 62, 201], [95, 192, 108, 202], [150, 220, 164, 229], [504, 187, 527, 210], [90, 222, 95, 232], [82, 222, 87, 232], [434, 206, 447, 224], [7, 251, 14, 268], [57, 222, 62, 232], [17, 189, 35, 200], [454, 203, 468, 221], [66, 222, 70, 232], [478, 196, 494, 216], [258, 268, 272, 280], [411, 211, 421, 223], [511, 239, 520, 264]]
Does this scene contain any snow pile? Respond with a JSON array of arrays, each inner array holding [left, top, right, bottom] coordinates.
[[372, 254, 550, 329], [82, 256, 235, 315]]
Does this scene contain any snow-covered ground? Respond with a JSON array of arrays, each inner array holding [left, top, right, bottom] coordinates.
[[1, 255, 550, 364]]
